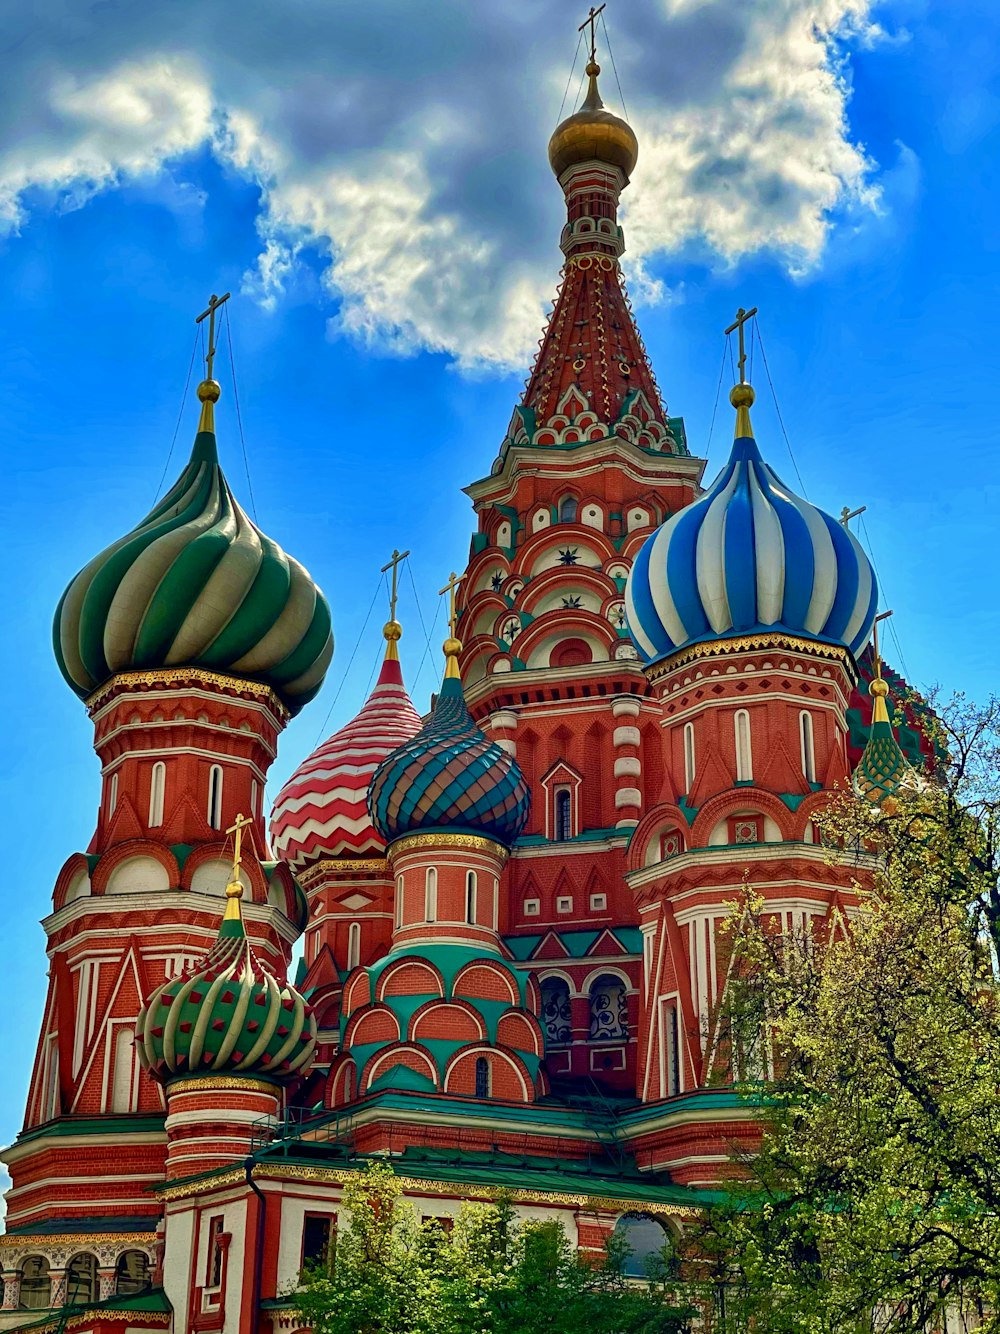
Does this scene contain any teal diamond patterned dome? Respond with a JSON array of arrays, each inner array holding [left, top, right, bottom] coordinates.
[[368, 674, 530, 848]]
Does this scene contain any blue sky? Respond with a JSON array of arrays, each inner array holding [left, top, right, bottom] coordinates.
[[0, 0, 997, 1152]]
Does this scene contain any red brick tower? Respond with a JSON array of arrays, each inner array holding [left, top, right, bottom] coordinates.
[[458, 57, 704, 1095]]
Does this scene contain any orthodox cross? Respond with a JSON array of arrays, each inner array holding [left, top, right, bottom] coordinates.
[[196, 291, 231, 382], [840, 504, 867, 527], [380, 548, 410, 622], [578, 4, 606, 62], [724, 305, 758, 384], [872, 609, 893, 678], [439, 571, 465, 639], [225, 812, 253, 893]]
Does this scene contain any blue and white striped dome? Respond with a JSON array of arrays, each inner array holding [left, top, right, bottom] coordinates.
[[625, 433, 877, 667]]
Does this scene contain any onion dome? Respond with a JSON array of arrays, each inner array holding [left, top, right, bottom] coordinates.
[[625, 381, 878, 668], [54, 375, 333, 715], [548, 60, 638, 180], [270, 622, 422, 868], [368, 634, 530, 848], [136, 843, 316, 1084]]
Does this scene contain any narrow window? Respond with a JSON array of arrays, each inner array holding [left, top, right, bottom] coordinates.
[[347, 922, 361, 971], [301, 1214, 336, 1270], [735, 710, 753, 782], [683, 723, 696, 792], [666, 1004, 681, 1096], [589, 975, 629, 1040], [108, 772, 119, 818], [474, 1056, 490, 1098], [558, 495, 578, 524], [109, 1026, 135, 1112], [395, 876, 404, 930], [800, 711, 816, 784], [207, 765, 224, 830], [492, 878, 499, 931], [465, 871, 477, 924], [149, 761, 166, 827], [554, 788, 572, 841], [251, 779, 259, 815], [206, 1216, 225, 1288], [425, 867, 437, 923]]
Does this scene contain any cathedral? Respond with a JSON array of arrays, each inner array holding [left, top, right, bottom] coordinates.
[[0, 34, 931, 1334]]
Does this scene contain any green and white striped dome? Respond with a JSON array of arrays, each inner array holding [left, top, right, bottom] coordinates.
[[53, 386, 333, 714]]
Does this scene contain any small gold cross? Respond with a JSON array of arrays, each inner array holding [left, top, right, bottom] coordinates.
[[439, 571, 465, 639], [225, 812, 253, 899], [196, 291, 231, 383], [724, 305, 758, 385], [380, 548, 410, 623], [578, 4, 606, 63]]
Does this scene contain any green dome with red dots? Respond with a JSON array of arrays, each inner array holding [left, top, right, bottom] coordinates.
[[135, 889, 316, 1085]]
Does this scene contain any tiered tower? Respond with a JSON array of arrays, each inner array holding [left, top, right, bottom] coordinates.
[[458, 54, 704, 1095], [4, 305, 331, 1247]]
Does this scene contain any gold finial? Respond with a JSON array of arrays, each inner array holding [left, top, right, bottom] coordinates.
[[194, 291, 231, 432], [380, 548, 410, 662], [439, 571, 465, 680], [870, 610, 894, 721], [223, 812, 252, 921], [725, 305, 758, 438]]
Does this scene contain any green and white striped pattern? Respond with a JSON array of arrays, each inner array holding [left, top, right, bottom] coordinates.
[[54, 429, 333, 713]]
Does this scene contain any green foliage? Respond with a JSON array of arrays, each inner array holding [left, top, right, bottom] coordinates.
[[690, 694, 1000, 1332], [294, 1161, 692, 1334]]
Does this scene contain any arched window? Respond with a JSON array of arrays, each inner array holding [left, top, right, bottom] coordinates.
[[424, 867, 437, 923], [474, 1056, 490, 1098], [66, 1253, 98, 1306], [589, 974, 628, 1041], [540, 977, 571, 1045], [734, 710, 753, 782], [347, 922, 361, 971], [207, 765, 224, 830], [149, 761, 166, 827], [554, 788, 572, 841], [800, 711, 816, 783], [109, 1026, 135, 1112], [612, 1215, 676, 1279], [395, 876, 404, 929], [107, 772, 119, 818], [251, 779, 259, 815], [115, 1251, 152, 1297], [465, 871, 477, 925], [558, 495, 578, 523], [18, 1256, 51, 1310], [683, 723, 696, 792]]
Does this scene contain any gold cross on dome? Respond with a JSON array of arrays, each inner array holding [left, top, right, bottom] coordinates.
[[872, 609, 893, 679], [195, 291, 231, 383], [724, 305, 758, 385], [225, 812, 253, 900], [578, 4, 606, 63], [381, 548, 410, 623], [840, 504, 867, 527], [439, 571, 465, 639]]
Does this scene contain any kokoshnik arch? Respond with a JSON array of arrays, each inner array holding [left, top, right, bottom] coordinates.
[[0, 20, 934, 1334]]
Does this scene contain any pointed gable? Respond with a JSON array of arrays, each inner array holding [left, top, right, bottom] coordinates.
[[530, 930, 571, 961]]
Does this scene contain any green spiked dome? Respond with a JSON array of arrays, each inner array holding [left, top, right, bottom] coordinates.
[[136, 880, 317, 1085], [53, 379, 333, 714]]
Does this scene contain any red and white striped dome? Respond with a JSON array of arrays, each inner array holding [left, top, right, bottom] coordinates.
[[269, 646, 421, 868]]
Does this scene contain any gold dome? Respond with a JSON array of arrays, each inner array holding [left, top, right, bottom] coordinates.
[[548, 61, 638, 181]]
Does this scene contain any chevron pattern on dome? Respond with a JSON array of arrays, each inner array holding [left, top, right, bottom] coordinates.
[[369, 677, 530, 848], [54, 429, 333, 714], [854, 679, 916, 803], [136, 903, 316, 1084], [626, 434, 877, 666], [270, 655, 422, 867]]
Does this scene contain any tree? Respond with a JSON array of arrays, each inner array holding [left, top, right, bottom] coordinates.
[[294, 1160, 693, 1334], [691, 694, 1000, 1332]]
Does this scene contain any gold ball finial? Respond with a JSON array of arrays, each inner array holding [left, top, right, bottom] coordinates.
[[197, 379, 221, 404], [444, 636, 463, 658], [383, 620, 402, 643], [225, 879, 244, 899], [586, 59, 600, 77], [730, 383, 755, 409], [870, 677, 890, 698]]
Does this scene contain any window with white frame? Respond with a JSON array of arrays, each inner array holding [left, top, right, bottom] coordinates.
[[425, 867, 437, 923], [556, 895, 573, 914], [149, 761, 166, 828], [523, 898, 540, 916], [590, 892, 607, 911], [683, 722, 696, 792], [207, 765, 224, 829], [347, 922, 361, 970], [108, 772, 119, 818], [394, 876, 404, 929], [734, 710, 753, 782], [465, 871, 477, 924], [800, 710, 816, 783], [554, 788, 573, 841]]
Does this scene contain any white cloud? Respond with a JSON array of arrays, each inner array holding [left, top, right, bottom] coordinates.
[[0, 0, 890, 369]]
